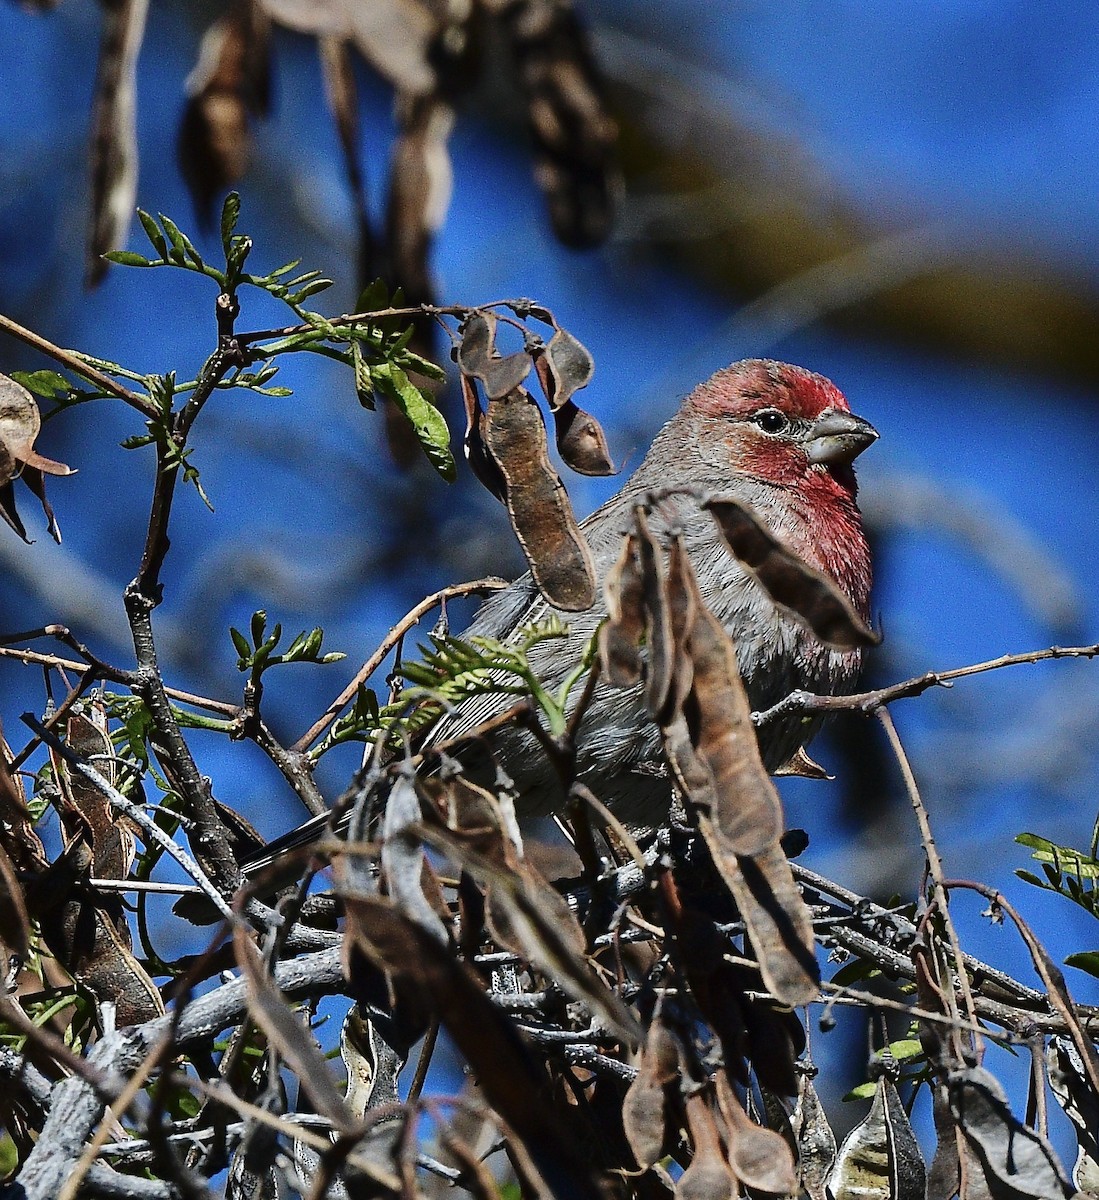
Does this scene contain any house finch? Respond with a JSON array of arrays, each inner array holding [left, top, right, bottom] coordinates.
[[246, 359, 876, 869]]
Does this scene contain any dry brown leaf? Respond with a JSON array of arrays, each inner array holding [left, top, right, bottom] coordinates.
[[87, 0, 149, 286], [33, 841, 164, 1026], [387, 91, 454, 306], [946, 1065, 1072, 1199], [318, 35, 377, 277], [178, 1, 270, 224], [682, 598, 783, 857], [482, 385, 596, 612], [634, 508, 674, 720], [792, 1069, 837, 1200], [458, 312, 534, 400], [553, 400, 615, 476], [381, 771, 450, 944], [418, 818, 638, 1044], [461, 373, 508, 501], [0, 373, 74, 543], [541, 326, 595, 409], [705, 497, 879, 650], [775, 746, 833, 780], [599, 530, 645, 687]]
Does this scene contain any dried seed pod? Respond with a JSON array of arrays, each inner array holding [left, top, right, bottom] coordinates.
[[482, 385, 596, 611], [705, 496, 880, 649], [599, 530, 645, 686], [553, 400, 614, 475], [542, 326, 595, 409]]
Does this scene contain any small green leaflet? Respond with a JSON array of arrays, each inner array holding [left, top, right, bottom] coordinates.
[[372, 360, 455, 481]]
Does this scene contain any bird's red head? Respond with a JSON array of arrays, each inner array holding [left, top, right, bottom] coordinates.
[[684, 359, 876, 496], [682, 359, 877, 612]]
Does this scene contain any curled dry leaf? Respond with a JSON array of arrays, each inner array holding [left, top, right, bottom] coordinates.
[[32, 840, 164, 1026], [828, 1073, 926, 1200], [458, 312, 533, 400], [655, 540, 817, 1004], [633, 508, 674, 719], [56, 709, 134, 882], [599, 530, 645, 687], [0, 373, 74, 544], [705, 497, 880, 650], [418, 817, 638, 1045], [1047, 1036, 1099, 1194], [461, 374, 507, 501], [540, 327, 596, 410], [553, 400, 615, 476], [775, 746, 833, 780], [713, 1068, 798, 1195], [178, 0, 270, 224], [482, 385, 596, 612], [87, 0, 149, 285], [946, 1064, 1073, 1199], [792, 1069, 837, 1200], [622, 1015, 681, 1169], [381, 771, 450, 945]]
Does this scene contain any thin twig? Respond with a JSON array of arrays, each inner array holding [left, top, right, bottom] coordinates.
[[0, 311, 159, 418], [23, 713, 238, 924], [877, 708, 983, 1055], [754, 642, 1099, 726], [293, 577, 508, 753]]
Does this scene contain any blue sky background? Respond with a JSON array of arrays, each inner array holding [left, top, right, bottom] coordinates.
[[2, 0, 1098, 1161]]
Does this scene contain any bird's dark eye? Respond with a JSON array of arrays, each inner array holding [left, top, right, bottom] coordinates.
[[753, 408, 789, 434]]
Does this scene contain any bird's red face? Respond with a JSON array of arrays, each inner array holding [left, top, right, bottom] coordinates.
[[684, 359, 877, 614], [686, 359, 878, 498]]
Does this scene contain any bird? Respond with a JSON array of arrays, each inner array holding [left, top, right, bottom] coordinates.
[[243, 358, 876, 875]]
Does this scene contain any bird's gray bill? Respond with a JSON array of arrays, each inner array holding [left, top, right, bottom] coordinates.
[[804, 410, 878, 466]]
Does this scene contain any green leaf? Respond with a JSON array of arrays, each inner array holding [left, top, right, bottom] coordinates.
[[886, 1038, 924, 1063], [843, 1081, 878, 1102], [230, 627, 252, 660], [10, 370, 71, 399], [267, 258, 302, 280], [1017, 831, 1099, 878], [102, 250, 155, 267], [159, 214, 189, 263], [372, 361, 455, 481], [1065, 951, 1099, 979], [137, 209, 168, 259], [250, 610, 267, 646], [220, 192, 241, 258], [287, 278, 334, 304], [355, 278, 389, 313]]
